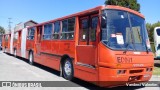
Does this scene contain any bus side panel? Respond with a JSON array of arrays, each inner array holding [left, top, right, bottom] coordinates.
[[10, 30, 14, 54], [33, 40, 60, 71], [58, 41, 75, 58], [41, 40, 52, 53], [21, 28, 27, 58], [26, 40, 35, 52], [17, 31, 22, 57], [6, 34, 11, 53], [13, 40, 18, 50], [74, 65, 98, 82], [51, 41, 59, 55], [34, 52, 61, 71], [42, 54, 61, 71], [4, 40, 8, 50], [26, 40, 35, 60], [2, 35, 5, 50]]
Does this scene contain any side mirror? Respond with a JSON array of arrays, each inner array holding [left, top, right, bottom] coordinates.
[[101, 14, 107, 20], [101, 14, 107, 28]]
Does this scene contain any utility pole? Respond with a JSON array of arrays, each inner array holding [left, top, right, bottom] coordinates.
[[8, 18, 12, 33]]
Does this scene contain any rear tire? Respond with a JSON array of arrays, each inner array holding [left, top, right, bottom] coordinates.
[[14, 49, 17, 57], [62, 58, 74, 80], [29, 52, 34, 65]]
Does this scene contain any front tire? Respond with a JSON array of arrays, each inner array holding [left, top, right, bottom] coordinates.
[[29, 52, 34, 65], [62, 58, 74, 80]]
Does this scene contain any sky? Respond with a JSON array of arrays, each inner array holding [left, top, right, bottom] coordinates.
[[0, 0, 160, 31]]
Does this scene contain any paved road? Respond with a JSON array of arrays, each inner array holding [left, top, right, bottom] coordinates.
[[0, 51, 159, 90]]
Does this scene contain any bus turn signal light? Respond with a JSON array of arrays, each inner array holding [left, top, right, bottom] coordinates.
[[146, 68, 152, 72]]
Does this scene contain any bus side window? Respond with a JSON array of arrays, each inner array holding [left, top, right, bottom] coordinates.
[[14, 32, 18, 41], [28, 27, 35, 40], [5, 35, 8, 41], [61, 20, 68, 39], [90, 16, 98, 41], [37, 26, 42, 42], [53, 21, 60, 39], [43, 24, 52, 40], [61, 17, 75, 40], [68, 18, 75, 39]]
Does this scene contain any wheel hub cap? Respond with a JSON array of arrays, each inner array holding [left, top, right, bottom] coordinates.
[[64, 61, 71, 76]]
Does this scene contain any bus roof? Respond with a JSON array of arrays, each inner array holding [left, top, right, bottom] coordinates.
[[35, 5, 144, 27], [104, 5, 144, 18], [11, 5, 146, 31]]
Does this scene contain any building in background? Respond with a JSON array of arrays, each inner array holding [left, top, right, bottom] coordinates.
[[14, 20, 38, 31]]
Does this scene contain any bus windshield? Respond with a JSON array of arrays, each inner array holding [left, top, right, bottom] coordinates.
[[101, 9, 151, 52]]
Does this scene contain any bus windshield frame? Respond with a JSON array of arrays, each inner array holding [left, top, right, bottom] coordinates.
[[101, 9, 151, 52]]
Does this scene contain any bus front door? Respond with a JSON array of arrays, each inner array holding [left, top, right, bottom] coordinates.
[[35, 26, 42, 56], [76, 15, 98, 67]]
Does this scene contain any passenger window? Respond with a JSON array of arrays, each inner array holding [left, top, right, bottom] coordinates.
[[53, 21, 60, 39], [90, 16, 98, 41], [28, 27, 35, 40], [61, 18, 75, 40], [43, 24, 52, 40], [5, 35, 8, 41], [14, 32, 18, 41]]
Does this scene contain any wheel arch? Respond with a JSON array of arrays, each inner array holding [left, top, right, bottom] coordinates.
[[28, 49, 34, 55]]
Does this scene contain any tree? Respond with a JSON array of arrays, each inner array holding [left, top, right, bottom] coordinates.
[[0, 26, 5, 34], [105, 0, 140, 12]]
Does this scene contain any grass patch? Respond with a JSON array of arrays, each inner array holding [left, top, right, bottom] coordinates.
[[153, 67, 160, 75]]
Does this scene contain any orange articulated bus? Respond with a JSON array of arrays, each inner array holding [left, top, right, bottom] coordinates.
[[2, 5, 154, 87]]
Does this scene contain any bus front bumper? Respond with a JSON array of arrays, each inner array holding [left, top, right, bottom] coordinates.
[[98, 67, 153, 87]]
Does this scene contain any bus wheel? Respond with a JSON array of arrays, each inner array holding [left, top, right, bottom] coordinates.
[[29, 52, 34, 65], [4, 48, 6, 53], [62, 58, 74, 80], [14, 49, 17, 57]]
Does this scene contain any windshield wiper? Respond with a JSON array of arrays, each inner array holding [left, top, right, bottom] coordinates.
[[123, 43, 130, 54], [144, 41, 149, 54]]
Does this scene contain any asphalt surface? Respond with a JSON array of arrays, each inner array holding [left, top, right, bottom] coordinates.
[[0, 51, 159, 90]]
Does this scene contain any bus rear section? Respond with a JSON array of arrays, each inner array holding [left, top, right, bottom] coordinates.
[[3, 34, 11, 53], [154, 27, 160, 59], [15, 30, 24, 57], [0, 35, 4, 50]]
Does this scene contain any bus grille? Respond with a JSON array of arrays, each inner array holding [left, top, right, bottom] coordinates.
[[129, 70, 143, 74]]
